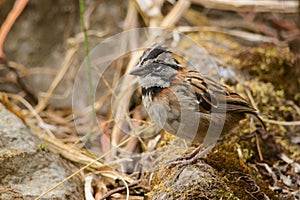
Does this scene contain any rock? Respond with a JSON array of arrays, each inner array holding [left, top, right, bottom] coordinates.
[[150, 164, 235, 200], [0, 105, 83, 199], [141, 140, 235, 199]]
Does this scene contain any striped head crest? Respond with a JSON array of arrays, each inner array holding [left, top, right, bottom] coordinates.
[[129, 44, 182, 89]]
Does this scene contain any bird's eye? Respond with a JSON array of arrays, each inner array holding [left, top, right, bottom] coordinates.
[[139, 59, 145, 66]]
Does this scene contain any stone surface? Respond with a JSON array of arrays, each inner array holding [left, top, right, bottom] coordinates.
[[151, 164, 234, 200], [0, 105, 83, 199]]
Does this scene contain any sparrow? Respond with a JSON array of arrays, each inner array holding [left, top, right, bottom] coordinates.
[[129, 44, 265, 145]]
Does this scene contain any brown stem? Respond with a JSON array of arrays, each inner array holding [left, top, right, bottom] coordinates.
[[0, 0, 29, 62]]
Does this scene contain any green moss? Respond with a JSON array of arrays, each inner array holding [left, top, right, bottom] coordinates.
[[149, 164, 238, 199], [0, 152, 15, 159], [203, 133, 278, 200], [235, 47, 299, 105]]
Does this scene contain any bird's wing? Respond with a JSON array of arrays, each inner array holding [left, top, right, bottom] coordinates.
[[185, 70, 257, 114]]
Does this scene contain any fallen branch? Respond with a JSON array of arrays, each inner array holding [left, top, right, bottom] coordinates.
[[98, 180, 141, 200], [177, 26, 286, 46], [191, 0, 298, 13]]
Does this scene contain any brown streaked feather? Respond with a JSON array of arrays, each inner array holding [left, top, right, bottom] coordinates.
[[185, 69, 266, 129], [185, 70, 257, 115]]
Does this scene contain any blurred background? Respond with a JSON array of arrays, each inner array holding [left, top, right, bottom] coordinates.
[[0, 0, 299, 199]]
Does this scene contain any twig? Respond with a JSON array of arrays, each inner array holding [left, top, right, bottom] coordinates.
[[176, 26, 286, 46], [5, 61, 38, 104], [262, 119, 300, 126], [84, 0, 105, 29], [2, 92, 135, 178], [133, 0, 149, 26], [2, 92, 55, 138], [243, 88, 264, 161], [0, 0, 29, 62], [33, 134, 137, 200], [244, 88, 259, 112], [98, 180, 141, 200], [67, 30, 109, 45], [256, 162, 278, 186], [161, 0, 191, 27], [287, 100, 300, 117], [34, 47, 77, 113], [244, 85, 300, 126], [110, 1, 140, 160], [191, 0, 298, 13], [109, 1, 139, 157], [110, 52, 141, 159], [84, 175, 95, 200], [255, 132, 264, 161], [79, 0, 97, 142]]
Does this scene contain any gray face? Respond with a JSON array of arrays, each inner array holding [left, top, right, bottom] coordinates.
[[129, 45, 182, 89]]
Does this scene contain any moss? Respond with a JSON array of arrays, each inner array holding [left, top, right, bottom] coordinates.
[[149, 164, 238, 200], [203, 133, 278, 200], [0, 152, 15, 159], [235, 47, 300, 105]]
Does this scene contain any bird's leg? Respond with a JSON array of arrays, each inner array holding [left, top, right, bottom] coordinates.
[[166, 143, 215, 167]]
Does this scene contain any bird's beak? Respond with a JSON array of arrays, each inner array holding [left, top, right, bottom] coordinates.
[[129, 65, 144, 76]]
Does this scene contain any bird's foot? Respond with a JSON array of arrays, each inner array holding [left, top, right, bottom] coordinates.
[[166, 144, 214, 168]]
